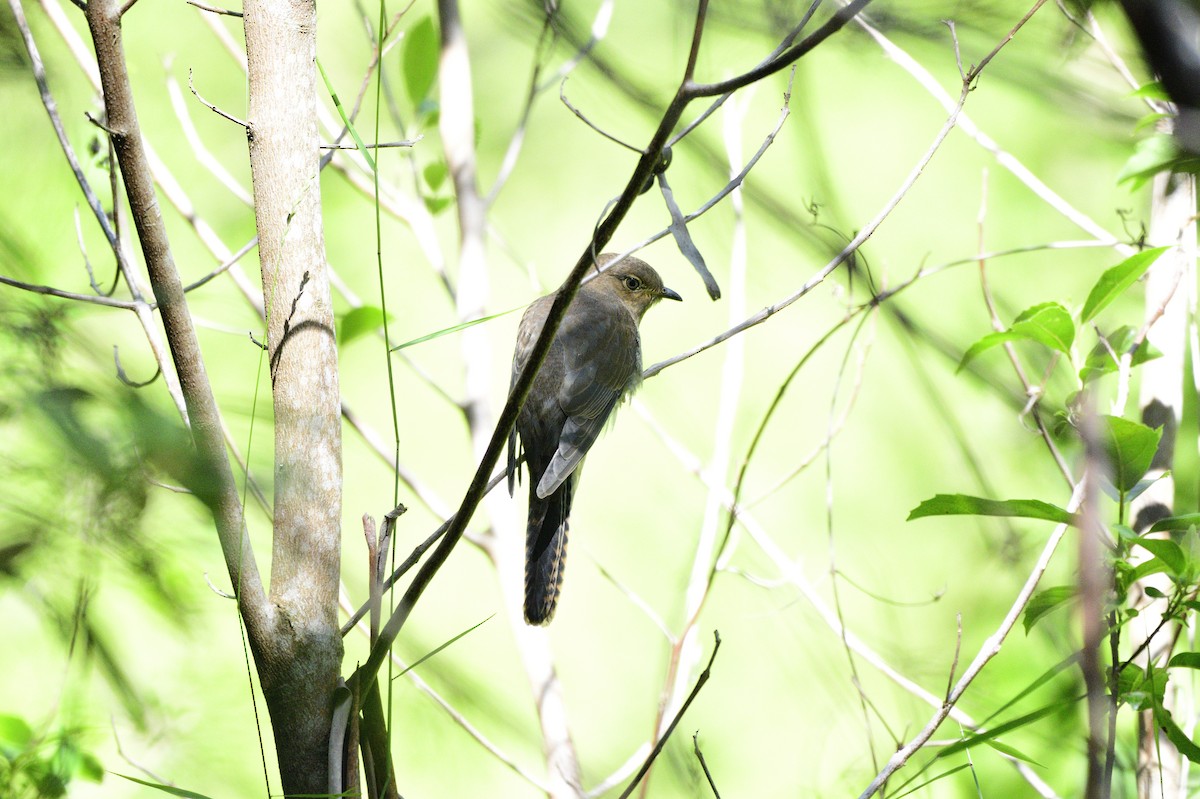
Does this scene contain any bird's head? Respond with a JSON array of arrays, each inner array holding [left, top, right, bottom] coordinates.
[[594, 253, 682, 321]]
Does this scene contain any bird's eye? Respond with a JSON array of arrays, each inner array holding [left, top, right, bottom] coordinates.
[[623, 275, 642, 291]]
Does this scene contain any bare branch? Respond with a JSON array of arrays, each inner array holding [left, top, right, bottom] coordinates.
[[182, 237, 258, 293], [686, 0, 873, 97], [188, 68, 248, 128], [0, 273, 138, 309], [113, 345, 161, 387], [618, 632, 721, 799], [692, 732, 721, 798], [186, 0, 241, 16]]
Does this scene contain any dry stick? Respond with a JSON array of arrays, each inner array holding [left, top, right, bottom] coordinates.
[[81, 0, 269, 636], [618, 632, 722, 799], [186, 0, 241, 16], [169, 70, 253, 204], [0, 274, 139, 309], [183, 237, 258, 293], [348, 0, 877, 695], [692, 732, 721, 798]]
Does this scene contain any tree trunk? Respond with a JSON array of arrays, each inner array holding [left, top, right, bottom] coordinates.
[[244, 0, 344, 794]]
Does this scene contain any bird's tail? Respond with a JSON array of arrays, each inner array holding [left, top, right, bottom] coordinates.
[[524, 479, 572, 625]]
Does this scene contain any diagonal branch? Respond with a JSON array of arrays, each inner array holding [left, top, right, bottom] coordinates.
[[349, 0, 875, 693], [82, 0, 269, 636]]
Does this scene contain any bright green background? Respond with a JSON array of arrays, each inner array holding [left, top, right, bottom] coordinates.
[[0, 0, 1173, 796]]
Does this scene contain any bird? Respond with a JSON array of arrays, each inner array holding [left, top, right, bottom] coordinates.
[[507, 253, 682, 625]]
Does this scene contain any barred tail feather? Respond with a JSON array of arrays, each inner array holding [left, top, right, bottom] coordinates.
[[524, 479, 572, 625]]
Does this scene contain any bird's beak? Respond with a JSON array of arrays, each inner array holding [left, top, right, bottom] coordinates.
[[660, 286, 683, 302]]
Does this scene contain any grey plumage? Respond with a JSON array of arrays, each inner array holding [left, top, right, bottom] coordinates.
[[507, 253, 681, 625]]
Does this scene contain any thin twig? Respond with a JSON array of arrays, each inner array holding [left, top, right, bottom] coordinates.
[[185, 0, 242, 16], [618, 632, 722, 799], [320, 140, 417, 150], [166, 67, 253, 205], [0, 274, 138, 309], [692, 732, 721, 798], [188, 68, 248, 127]]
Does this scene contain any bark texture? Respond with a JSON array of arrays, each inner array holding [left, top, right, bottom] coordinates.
[[244, 0, 344, 793]]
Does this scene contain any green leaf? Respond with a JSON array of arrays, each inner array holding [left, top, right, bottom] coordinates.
[[1156, 708, 1200, 763], [1100, 415, 1161, 492], [1119, 664, 1167, 709], [984, 739, 1043, 767], [1129, 557, 1170, 583], [1080, 247, 1169, 323], [1081, 325, 1162, 384], [0, 714, 32, 749], [1010, 302, 1074, 354], [338, 306, 394, 347], [403, 16, 439, 106], [888, 765, 971, 799], [424, 195, 454, 215], [958, 331, 1024, 372], [1119, 134, 1179, 189], [958, 302, 1074, 371], [114, 774, 216, 798], [1169, 652, 1200, 669], [76, 751, 104, 783], [1131, 81, 1169, 100], [1127, 471, 1169, 503], [1135, 537, 1186, 576], [1150, 514, 1200, 533], [1023, 586, 1076, 634], [423, 161, 448, 191], [978, 655, 1080, 727], [316, 58, 376, 173], [1135, 112, 1172, 133], [908, 494, 1075, 524], [934, 702, 1062, 761], [391, 614, 493, 680], [1113, 523, 1139, 541], [390, 306, 520, 352]]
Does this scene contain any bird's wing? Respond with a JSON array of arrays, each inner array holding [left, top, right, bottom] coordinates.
[[508, 298, 552, 495], [535, 304, 639, 498]]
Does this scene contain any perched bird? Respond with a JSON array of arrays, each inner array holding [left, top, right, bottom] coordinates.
[[507, 253, 682, 625]]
